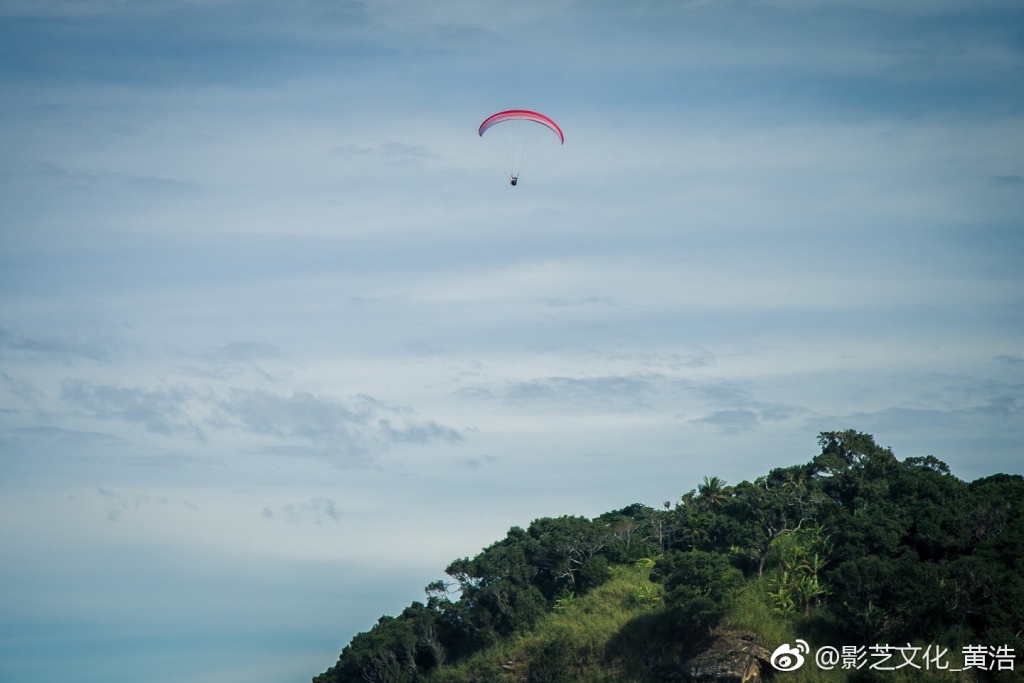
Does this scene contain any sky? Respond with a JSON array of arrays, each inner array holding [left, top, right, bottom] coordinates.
[[1, 1, 1022, 681]]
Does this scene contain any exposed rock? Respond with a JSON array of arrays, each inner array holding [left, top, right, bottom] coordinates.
[[679, 633, 772, 682]]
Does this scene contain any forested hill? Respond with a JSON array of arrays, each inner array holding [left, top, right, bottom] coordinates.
[[313, 430, 1024, 683]]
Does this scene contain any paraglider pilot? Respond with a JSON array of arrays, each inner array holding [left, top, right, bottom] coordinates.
[[509, 175, 518, 186]]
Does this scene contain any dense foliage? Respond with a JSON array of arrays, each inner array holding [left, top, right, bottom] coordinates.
[[314, 431, 1024, 682]]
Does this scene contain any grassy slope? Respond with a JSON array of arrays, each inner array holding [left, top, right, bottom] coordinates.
[[425, 563, 663, 683], [424, 564, 980, 683]]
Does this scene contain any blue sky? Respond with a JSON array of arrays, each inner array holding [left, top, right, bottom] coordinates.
[[1, 1, 1022, 682]]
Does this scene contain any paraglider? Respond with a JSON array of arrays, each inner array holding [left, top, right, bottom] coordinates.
[[478, 109, 563, 186]]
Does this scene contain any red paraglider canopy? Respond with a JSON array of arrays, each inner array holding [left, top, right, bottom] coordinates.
[[478, 109, 564, 144]]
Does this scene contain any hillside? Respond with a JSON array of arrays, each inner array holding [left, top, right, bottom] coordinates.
[[313, 430, 1024, 682]]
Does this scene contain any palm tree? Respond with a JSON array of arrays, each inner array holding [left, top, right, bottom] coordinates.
[[697, 476, 730, 511]]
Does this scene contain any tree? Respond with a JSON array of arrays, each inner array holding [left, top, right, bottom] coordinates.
[[651, 550, 744, 634], [437, 527, 547, 652], [526, 516, 614, 596], [696, 476, 730, 512], [640, 504, 677, 554], [315, 612, 426, 683], [766, 524, 832, 618], [732, 466, 822, 577], [809, 430, 900, 516], [597, 504, 659, 562]]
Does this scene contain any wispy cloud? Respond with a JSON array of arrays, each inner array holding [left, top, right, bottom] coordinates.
[[61, 380, 203, 438], [691, 409, 761, 434], [500, 375, 659, 409], [50, 378, 464, 464], [329, 142, 439, 167], [0, 425, 130, 459], [457, 454, 498, 471], [213, 388, 463, 461], [988, 175, 1024, 187], [27, 162, 203, 197], [212, 342, 284, 362], [0, 327, 116, 363], [260, 497, 341, 525], [96, 486, 163, 522]]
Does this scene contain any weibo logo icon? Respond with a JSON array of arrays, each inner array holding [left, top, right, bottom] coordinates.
[[770, 639, 810, 671]]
